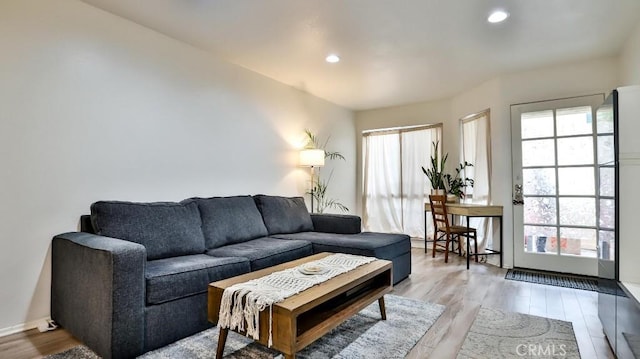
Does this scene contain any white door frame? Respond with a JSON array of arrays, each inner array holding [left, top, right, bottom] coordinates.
[[511, 94, 604, 275]]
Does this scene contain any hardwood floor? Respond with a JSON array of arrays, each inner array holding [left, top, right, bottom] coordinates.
[[397, 248, 614, 359], [0, 247, 615, 358], [0, 327, 80, 359]]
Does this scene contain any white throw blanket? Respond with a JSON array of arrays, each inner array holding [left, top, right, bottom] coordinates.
[[217, 253, 376, 346]]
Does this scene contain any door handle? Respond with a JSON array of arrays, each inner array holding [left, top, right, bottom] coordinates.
[[513, 184, 524, 205]]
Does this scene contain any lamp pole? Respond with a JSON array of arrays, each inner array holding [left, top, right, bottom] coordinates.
[[310, 166, 315, 213], [299, 148, 325, 214]]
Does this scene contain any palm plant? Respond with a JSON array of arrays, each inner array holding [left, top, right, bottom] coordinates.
[[304, 129, 348, 213], [311, 172, 349, 213]]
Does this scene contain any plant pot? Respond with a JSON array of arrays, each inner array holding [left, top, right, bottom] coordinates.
[[446, 194, 459, 203], [430, 189, 446, 196], [525, 235, 533, 252], [536, 236, 547, 253]]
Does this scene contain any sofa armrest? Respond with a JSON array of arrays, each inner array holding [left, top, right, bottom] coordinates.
[[310, 214, 362, 234], [52, 232, 146, 359]]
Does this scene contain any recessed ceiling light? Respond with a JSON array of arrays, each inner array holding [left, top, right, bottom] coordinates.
[[488, 10, 509, 23], [325, 54, 340, 63]]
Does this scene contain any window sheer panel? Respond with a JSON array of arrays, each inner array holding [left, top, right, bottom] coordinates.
[[401, 130, 432, 237], [363, 133, 403, 233], [363, 125, 442, 239], [462, 111, 494, 260]]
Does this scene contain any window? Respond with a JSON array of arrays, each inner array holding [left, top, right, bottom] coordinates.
[[362, 124, 442, 237]]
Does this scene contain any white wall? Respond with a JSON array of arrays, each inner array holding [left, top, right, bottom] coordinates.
[[620, 22, 640, 85], [0, 0, 355, 334], [354, 57, 619, 270]]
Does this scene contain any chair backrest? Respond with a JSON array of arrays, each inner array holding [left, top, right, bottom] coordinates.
[[429, 195, 450, 232]]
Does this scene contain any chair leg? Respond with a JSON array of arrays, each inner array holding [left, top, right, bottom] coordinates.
[[444, 233, 450, 263], [432, 231, 437, 258]]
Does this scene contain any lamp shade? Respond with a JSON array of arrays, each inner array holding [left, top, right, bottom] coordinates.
[[299, 148, 325, 167]]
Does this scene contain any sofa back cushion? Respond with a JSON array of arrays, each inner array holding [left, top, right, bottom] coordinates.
[[190, 196, 269, 249], [253, 195, 314, 235], [90, 201, 206, 260]]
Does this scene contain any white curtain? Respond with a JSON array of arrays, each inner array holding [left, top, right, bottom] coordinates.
[[363, 133, 403, 233], [363, 126, 441, 238], [462, 111, 494, 260], [401, 130, 434, 236]]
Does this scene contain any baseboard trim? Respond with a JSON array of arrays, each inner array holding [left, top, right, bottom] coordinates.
[[0, 317, 50, 337]]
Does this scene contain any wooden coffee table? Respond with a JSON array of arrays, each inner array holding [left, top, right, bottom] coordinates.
[[208, 252, 392, 359]]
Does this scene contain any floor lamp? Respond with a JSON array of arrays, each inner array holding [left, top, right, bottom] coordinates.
[[299, 148, 325, 213]]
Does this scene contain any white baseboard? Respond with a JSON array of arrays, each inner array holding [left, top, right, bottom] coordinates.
[[0, 317, 50, 338], [410, 238, 426, 249]]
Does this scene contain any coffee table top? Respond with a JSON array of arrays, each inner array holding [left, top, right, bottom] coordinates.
[[209, 252, 391, 315]]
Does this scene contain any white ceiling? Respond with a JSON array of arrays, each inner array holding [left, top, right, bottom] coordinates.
[[81, 0, 640, 110]]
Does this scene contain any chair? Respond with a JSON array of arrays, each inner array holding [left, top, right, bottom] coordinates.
[[428, 195, 478, 263]]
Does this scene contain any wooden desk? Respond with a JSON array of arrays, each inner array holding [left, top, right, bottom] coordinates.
[[424, 202, 503, 269]]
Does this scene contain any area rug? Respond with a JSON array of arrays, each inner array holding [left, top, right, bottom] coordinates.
[[46, 294, 444, 359], [505, 268, 607, 293], [457, 307, 581, 359]]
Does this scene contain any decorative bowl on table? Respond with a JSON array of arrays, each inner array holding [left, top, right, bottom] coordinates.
[[298, 264, 329, 275]]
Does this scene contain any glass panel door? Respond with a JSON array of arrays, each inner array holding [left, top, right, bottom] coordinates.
[[596, 98, 616, 279], [512, 95, 604, 275]]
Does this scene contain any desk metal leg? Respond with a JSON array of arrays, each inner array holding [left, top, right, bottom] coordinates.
[[424, 210, 427, 253], [466, 216, 470, 270], [499, 215, 503, 268]]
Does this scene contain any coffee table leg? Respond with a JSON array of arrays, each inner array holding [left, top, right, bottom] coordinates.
[[216, 327, 228, 359], [378, 297, 387, 320]]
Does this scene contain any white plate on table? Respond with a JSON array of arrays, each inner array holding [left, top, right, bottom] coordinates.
[[298, 264, 328, 275]]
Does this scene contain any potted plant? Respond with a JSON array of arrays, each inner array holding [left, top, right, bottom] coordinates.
[[304, 130, 349, 213], [421, 141, 474, 201], [421, 141, 447, 194], [443, 161, 474, 202]]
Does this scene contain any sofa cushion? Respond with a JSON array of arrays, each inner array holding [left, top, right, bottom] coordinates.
[[271, 232, 411, 260], [91, 201, 206, 260], [310, 214, 362, 234], [206, 237, 313, 271], [253, 195, 313, 235], [145, 255, 250, 305], [190, 196, 269, 249]]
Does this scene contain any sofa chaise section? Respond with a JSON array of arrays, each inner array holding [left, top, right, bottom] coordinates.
[[253, 195, 412, 284], [272, 231, 411, 284]]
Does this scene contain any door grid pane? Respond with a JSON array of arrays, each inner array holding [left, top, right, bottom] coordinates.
[[522, 139, 555, 167], [521, 105, 599, 258], [523, 168, 556, 195]]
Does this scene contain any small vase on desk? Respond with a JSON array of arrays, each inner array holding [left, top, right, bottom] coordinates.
[[446, 194, 459, 203]]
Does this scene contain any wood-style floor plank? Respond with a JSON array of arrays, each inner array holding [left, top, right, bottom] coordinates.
[[0, 327, 80, 359], [0, 247, 614, 358]]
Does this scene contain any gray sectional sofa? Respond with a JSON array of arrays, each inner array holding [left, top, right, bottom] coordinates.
[[51, 195, 411, 358]]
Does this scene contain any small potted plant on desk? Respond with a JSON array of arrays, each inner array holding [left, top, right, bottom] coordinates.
[[422, 141, 447, 195], [443, 162, 474, 202]]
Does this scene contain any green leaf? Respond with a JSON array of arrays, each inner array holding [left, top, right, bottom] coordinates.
[[304, 130, 348, 212]]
